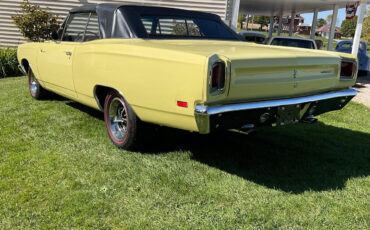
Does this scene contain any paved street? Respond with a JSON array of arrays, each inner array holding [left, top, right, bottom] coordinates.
[[354, 72, 370, 108]]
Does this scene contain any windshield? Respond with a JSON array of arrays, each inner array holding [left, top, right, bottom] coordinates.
[[140, 16, 238, 40], [270, 38, 315, 49]]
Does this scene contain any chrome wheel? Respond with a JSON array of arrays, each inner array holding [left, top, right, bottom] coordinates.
[[28, 70, 38, 96], [104, 91, 141, 150], [107, 97, 128, 143], [27, 67, 48, 100]]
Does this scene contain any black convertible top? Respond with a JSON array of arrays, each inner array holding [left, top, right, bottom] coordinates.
[[70, 4, 98, 13], [67, 4, 240, 40], [70, 4, 220, 18]]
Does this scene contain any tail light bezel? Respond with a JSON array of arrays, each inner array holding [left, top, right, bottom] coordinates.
[[340, 59, 357, 80], [209, 60, 227, 95]]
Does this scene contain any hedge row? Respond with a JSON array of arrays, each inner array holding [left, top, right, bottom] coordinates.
[[0, 48, 22, 78]]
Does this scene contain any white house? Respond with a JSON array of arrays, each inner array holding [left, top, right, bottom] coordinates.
[[0, 0, 231, 47], [316, 24, 342, 40]]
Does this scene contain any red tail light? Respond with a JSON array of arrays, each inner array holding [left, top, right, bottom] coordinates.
[[210, 61, 226, 94], [340, 61, 355, 79]]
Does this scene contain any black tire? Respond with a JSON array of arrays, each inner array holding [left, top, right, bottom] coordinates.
[[27, 67, 48, 100], [104, 91, 142, 150]]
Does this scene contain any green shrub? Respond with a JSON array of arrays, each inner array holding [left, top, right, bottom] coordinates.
[[0, 48, 22, 78], [12, 0, 60, 42]]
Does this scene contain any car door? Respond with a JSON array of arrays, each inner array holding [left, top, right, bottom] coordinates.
[[37, 13, 91, 98]]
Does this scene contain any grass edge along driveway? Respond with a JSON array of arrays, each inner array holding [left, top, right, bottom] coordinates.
[[0, 76, 369, 229]]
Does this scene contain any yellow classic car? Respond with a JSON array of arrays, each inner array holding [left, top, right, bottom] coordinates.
[[18, 4, 358, 150]]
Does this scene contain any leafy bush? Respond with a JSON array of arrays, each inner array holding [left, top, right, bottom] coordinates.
[[341, 16, 357, 38], [0, 48, 22, 78], [172, 23, 201, 36], [12, 0, 60, 42], [361, 10, 370, 42]]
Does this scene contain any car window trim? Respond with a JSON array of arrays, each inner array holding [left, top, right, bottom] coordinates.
[[83, 12, 102, 42], [61, 12, 95, 43], [60, 14, 71, 42], [82, 13, 92, 42]]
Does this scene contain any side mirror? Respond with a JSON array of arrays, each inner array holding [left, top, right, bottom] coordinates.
[[51, 31, 59, 41]]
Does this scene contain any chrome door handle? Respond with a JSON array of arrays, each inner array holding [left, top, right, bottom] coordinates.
[[40, 49, 46, 53], [65, 51, 72, 56]]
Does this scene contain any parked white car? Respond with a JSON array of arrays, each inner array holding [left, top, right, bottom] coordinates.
[[266, 36, 318, 50]]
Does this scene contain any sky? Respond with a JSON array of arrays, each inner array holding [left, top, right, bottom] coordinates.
[[301, 9, 346, 27], [301, 5, 369, 27]]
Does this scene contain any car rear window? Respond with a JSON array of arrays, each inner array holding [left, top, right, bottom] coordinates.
[[339, 43, 352, 49], [243, 35, 266, 44], [336, 42, 366, 51], [140, 16, 237, 40], [270, 38, 315, 49]]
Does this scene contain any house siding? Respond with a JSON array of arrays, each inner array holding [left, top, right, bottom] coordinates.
[[0, 0, 229, 47]]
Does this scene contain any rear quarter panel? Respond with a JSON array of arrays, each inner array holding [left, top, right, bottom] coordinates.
[[330, 51, 358, 89], [73, 40, 207, 131]]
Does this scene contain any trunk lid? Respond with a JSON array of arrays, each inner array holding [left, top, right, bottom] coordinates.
[[228, 54, 340, 102]]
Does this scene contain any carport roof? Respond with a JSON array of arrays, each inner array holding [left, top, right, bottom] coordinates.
[[239, 0, 360, 16]]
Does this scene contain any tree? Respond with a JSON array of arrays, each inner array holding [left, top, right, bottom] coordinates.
[[341, 16, 358, 38], [362, 10, 370, 42], [317, 18, 327, 28], [326, 14, 333, 25], [238, 14, 246, 29], [12, 0, 60, 42], [253, 16, 270, 31]]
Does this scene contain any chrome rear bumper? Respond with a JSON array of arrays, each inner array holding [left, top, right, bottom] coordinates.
[[194, 88, 357, 134]]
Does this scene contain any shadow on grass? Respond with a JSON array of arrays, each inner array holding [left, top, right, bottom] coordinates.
[[66, 101, 104, 121], [41, 92, 69, 102], [141, 123, 370, 194], [66, 102, 370, 194]]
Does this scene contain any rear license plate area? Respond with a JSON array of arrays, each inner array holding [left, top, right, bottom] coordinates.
[[276, 105, 300, 126]]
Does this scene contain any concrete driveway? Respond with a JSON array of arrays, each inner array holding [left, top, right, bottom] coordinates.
[[353, 73, 370, 108]]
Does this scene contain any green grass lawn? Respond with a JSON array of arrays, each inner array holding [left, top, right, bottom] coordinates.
[[1, 76, 369, 229]]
